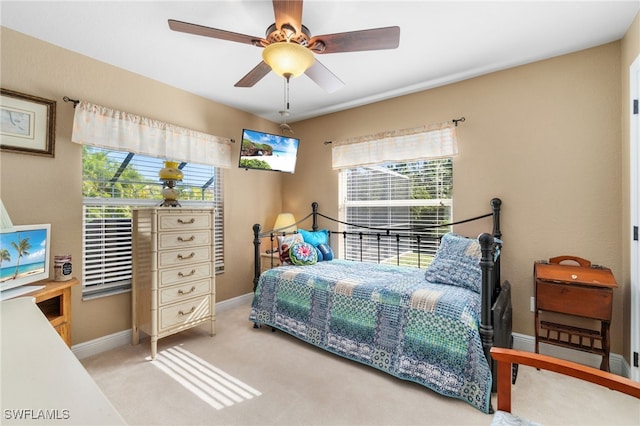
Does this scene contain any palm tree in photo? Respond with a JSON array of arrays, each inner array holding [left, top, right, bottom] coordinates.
[[10, 235, 31, 279], [0, 248, 11, 276]]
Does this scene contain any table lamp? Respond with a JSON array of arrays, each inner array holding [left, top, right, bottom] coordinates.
[[273, 213, 297, 233]]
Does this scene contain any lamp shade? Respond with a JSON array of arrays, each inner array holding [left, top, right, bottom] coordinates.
[[273, 213, 297, 233], [262, 42, 315, 78]]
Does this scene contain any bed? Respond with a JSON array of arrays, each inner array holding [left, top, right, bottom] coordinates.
[[249, 198, 511, 413]]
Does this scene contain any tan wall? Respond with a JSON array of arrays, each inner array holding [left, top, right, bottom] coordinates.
[[0, 28, 283, 344], [621, 12, 640, 361], [287, 41, 627, 355]]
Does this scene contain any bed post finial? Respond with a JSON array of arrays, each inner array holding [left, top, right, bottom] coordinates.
[[253, 224, 262, 291], [312, 202, 319, 231], [490, 198, 502, 240]]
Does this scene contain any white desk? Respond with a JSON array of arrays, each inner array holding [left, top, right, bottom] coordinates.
[[0, 297, 125, 425]]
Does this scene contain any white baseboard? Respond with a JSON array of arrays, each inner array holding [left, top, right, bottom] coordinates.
[[72, 328, 132, 360], [512, 332, 630, 377], [72, 297, 631, 379], [72, 292, 255, 360], [215, 292, 254, 313]]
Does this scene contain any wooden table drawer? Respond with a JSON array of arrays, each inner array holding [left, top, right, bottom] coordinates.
[[158, 212, 212, 231], [159, 246, 211, 268], [536, 281, 613, 320], [159, 295, 211, 331], [159, 262, 212, 287], [158, 230, 212, 250], [160, 279, 211, 305]]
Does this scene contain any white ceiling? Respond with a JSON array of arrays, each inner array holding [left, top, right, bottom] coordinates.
[[1, 1, 638, 124]]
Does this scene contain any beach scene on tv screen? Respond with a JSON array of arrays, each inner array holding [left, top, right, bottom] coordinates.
[[0, 229, 47, 284], [240, 129, 298, 173]]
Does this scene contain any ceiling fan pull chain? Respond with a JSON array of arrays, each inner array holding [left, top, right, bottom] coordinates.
[[283, 73, 291, 112], [279, 75, 294, 134], [286, 76, 290, 111], [283, 76, 287, 112]]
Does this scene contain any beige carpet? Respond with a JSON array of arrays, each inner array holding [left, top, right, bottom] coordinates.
[[81, 301, 640, 426]]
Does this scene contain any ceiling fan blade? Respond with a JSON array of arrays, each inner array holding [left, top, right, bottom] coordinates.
[[273, 0, 303, 34], [234, 61, 272, 87], [168, 19, 265, 47], [305, 60, 345, 94], [309, 26, 400, 54]]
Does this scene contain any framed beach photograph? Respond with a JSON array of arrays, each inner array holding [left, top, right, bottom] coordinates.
[[0, 88, 56, 157]]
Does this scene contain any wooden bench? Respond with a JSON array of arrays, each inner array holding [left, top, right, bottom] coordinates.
[[490, 347, 640, 413]]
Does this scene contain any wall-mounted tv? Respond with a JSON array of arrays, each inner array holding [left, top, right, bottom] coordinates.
[[0, 224, 51, 296], [239, 129, 299, 174]]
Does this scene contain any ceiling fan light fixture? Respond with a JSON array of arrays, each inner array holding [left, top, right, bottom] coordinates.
[[262, 42, 314, 79]]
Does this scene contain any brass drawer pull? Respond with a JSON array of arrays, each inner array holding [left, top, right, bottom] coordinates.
[[178, 286, 196, 296], [177, 252, 195, 260], [178, 306, 196, 316], [178, 235, 195, 242], [177, 218, 196, 224], [178, 269, 196, 278]]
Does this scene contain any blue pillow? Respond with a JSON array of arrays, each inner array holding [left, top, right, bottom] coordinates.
[[317, 243, 334, 261], [289, 242, 318, 266], [424, 232, 482, 293], [298, 229, 329, 246]]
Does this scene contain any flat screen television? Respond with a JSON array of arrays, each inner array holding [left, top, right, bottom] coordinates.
[[239, 128, 299, 174], [0, 224, 51, 296]]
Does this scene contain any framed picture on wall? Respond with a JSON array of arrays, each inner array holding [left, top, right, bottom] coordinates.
[[0, 88, 56, 157]]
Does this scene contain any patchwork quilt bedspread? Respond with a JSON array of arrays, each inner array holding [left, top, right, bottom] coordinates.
[[249, 259, 492, 413]]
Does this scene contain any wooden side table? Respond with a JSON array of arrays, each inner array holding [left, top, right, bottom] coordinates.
[[260, 251, 282, 273], [21, 278, 79, 347], [534, 256, 617, 371]]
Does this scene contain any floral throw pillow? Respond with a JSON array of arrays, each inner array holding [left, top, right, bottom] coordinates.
[[424, 232, 482, 293], [277, 233, 304, 265], [289, 242, 318, 266]]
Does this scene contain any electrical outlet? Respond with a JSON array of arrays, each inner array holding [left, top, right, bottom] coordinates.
[[530, 296, 535, 312]]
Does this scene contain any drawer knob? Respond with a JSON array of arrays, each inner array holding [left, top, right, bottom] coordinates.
[[178, 235, 196, 242], [177, 252, 196, 260], [177, 218, 196, 224], [178, 306, 196, 316], [178, 286, 196, 296], [178, 269, 196, 278], [571, 274, 578, 280]]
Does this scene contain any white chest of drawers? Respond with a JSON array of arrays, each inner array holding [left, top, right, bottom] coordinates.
[[132, 208, 215, 359]]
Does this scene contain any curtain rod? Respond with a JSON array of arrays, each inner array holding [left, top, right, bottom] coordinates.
[[452, 117, 466, 126], [63, 96, 79, 108], [323, 117, 465, 145]]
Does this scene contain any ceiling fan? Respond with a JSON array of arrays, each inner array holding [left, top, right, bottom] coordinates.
[[168, 0, 400, 93]]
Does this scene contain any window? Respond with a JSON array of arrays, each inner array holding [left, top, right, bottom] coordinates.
[[82, 146, 223, 299], [339, 158, 452, 267]]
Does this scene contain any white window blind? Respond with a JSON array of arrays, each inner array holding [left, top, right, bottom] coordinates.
[[339, 159, 453, 267], [82, 146, 223, 299], [83, 200, 134, 298]]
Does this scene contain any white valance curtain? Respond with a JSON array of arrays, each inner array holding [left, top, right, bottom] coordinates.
[[71, 101, 233, 168], [331, 121, 459, 170]]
